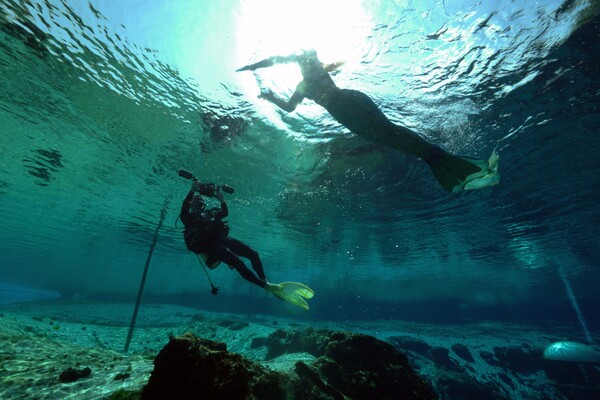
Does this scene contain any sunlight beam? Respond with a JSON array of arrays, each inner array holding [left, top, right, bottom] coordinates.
[[233, 0, 372, 101]]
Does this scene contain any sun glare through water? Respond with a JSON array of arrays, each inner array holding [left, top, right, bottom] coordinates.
[[233, 0, 373, 124]]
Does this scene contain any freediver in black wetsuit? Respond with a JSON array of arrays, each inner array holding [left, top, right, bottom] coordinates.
[[237, 49, 499, 192]]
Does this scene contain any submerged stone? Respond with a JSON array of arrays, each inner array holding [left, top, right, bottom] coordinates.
[[141, 329, 437, 400], [58, 366, 91, 383]]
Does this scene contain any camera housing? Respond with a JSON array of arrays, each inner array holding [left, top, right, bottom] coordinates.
[[198, 183, 217, 197], [178, 169, 235, 197]]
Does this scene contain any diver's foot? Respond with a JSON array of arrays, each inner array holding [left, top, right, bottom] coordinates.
[[264, 282, 283, 293]]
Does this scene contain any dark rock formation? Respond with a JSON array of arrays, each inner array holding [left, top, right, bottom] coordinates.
[[58, 366, 91, 383], [218, 319, 250, 331], [142, 330, 437, 400], [451, 343, 475, 363], [309, 332, 437, 400], [435, 370, 506, 400], [388, 336, 433, 358], [141, 333, 285, 400], [480, 350, 502, 367], [250, 336, 267, 349], [542, 359, 600, 400], [492, 345, 544, 375], [264, 328, 330, 360], [389, 337, 509, 399], [431, 346, 464, 372]]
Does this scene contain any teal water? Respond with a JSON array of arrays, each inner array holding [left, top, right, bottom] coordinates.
[[1, 0, 599, 331]]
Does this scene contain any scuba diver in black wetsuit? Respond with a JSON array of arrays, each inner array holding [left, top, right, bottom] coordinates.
[[178, 176, 315, 309], [180, 180, 267, 289], [237, 49, 499, 192]]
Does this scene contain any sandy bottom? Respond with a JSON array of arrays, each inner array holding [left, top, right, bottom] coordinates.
[[0, 301, 595, 399]]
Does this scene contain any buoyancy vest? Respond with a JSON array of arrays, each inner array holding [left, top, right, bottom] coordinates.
[[183, 208, 229, 253]]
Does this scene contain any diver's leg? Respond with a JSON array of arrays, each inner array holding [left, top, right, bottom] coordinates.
[[325, 89, 433, 158], [386, 125, 434, 159], [211, 245, 265, 288], [328, 89, 496, 192], [224, 238, 266, 281]]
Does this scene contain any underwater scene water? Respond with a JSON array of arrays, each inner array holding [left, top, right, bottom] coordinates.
[[1, 0, 599, 399]]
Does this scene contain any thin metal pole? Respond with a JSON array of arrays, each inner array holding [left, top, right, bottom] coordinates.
[[124, 199, 169, 353], [195, 254, 215, 288]]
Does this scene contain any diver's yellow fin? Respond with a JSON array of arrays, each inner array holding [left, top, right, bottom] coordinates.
[[264, 281, 314, 310]]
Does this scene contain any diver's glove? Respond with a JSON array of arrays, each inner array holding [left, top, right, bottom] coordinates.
[[258, 87, 275, 101], [236, 58, 276, 72]]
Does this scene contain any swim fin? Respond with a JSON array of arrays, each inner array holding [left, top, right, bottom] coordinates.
[[264, 282, 315, 310], [425, 146, 500, 192]]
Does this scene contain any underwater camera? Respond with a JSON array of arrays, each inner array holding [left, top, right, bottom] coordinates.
[[177, 169, 235, 196]]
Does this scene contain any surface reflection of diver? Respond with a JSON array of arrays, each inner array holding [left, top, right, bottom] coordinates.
[[238, 49, 500, 192], [177, 170, 314, 309]]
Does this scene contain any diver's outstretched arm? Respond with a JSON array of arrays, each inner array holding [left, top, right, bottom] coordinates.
[[259, 83, 305, 112], [236, 54, 299, 72]]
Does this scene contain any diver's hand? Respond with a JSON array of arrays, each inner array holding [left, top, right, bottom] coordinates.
[[236, 58, 276, 72], [258, 88, 275, 101], [190, 180, 201, 193], [215, 189, 224, 202]]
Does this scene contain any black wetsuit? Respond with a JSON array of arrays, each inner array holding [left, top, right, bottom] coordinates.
[[297, 55, 433, 159], [242, 52, 487, 192], [180, 191, 266, 287]]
